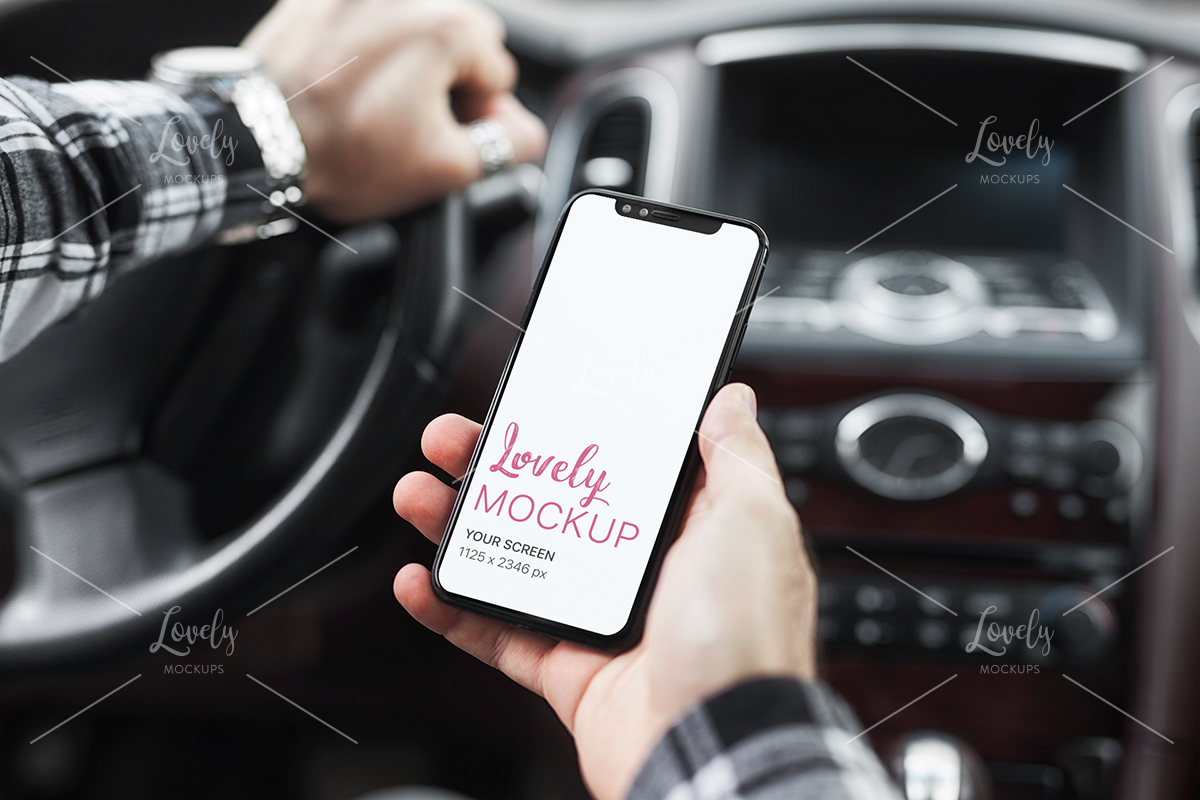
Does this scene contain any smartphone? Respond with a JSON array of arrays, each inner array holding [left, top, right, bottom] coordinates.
[[431, 190, 768, 650]]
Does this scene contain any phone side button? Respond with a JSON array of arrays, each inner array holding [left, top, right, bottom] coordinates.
[[725, 323, 750, 380]]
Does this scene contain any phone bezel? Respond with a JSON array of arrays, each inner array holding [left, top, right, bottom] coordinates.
[[430, 189, 768, 651]]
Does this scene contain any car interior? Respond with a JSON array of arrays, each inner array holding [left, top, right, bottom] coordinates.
[[1, 0, 1198, 798]]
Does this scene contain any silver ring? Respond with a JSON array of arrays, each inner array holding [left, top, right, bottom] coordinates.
[[467, 118, 515, 174]]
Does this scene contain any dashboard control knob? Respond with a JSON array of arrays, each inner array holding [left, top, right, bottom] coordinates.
[[1009, 423, 1042, 452], [854, 618, 892, 645], [1073, 420, 1142, 498], [1010, 489, 1038, 518], [836, 394, 988, 500], [1082, 440, 1120, 476], [1031, 586, 1117, 665], [1057, 494, 1086, 521], [856, 585, 896, 613], [1045, 424, 1078, 453], [964, 591, 1013, 618], [917, 586, 953, 616], [916, 619, 951, 649], [836, 251, 990, 345]]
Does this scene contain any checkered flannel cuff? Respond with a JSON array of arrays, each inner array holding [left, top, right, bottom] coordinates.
[[0, 76, 273, 360], [627, 678, 903, 800]]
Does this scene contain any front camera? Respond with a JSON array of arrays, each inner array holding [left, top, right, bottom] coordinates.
[[638, 208, 649, 217], [622, 203, 632, 213]]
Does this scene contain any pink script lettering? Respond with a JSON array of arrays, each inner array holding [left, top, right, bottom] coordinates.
[[487, 421, 611, 507]]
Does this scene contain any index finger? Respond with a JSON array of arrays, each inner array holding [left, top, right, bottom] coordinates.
[[394, 563, 557, 693], [421, 413, 483, 479]]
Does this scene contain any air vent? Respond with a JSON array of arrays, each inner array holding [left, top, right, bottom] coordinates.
[[570, 98, 651, 196]]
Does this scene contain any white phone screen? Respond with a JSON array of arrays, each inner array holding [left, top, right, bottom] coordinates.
[[437, 193, 763, 637]]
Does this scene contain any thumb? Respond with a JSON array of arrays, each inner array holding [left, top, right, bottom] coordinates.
[[696, 384, 784, 497]]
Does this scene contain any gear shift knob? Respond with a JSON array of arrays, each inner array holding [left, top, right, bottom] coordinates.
[[890, 732, 992, 800]]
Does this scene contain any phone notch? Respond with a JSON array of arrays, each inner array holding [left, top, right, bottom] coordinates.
[[615, 197, 721, 234]]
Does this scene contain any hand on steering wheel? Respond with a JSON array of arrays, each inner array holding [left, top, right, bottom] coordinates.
[[243, 0, 547, 222]]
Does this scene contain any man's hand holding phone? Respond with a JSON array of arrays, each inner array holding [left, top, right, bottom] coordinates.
[[392, 383, 819, 800]]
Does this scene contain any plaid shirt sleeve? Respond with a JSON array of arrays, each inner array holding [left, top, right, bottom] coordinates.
[[0, 75, 270, 361], [628, 678, 904, 800]]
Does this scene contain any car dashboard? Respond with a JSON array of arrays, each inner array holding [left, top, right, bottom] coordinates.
[[506, 4, 1200, 798]]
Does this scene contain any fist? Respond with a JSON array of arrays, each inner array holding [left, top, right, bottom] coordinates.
[[242, 0, 547, 222]]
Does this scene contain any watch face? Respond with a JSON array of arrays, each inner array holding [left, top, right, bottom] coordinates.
[[152, 47, 262, 80]]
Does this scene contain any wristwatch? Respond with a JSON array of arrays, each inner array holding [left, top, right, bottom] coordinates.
[[148, 46, 307, 234]]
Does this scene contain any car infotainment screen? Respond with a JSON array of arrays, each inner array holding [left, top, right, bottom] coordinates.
[[711, 51, 1136, 355]]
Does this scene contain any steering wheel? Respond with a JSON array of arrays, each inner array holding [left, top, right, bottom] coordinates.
[[0, 166, 541, 669]]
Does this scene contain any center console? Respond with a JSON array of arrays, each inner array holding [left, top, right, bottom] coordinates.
[[538, 22, 1164, 797], [701, 26, 1157, 798]]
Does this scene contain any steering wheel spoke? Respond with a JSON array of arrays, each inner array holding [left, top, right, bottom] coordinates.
[[1, 461, 200, 652]]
